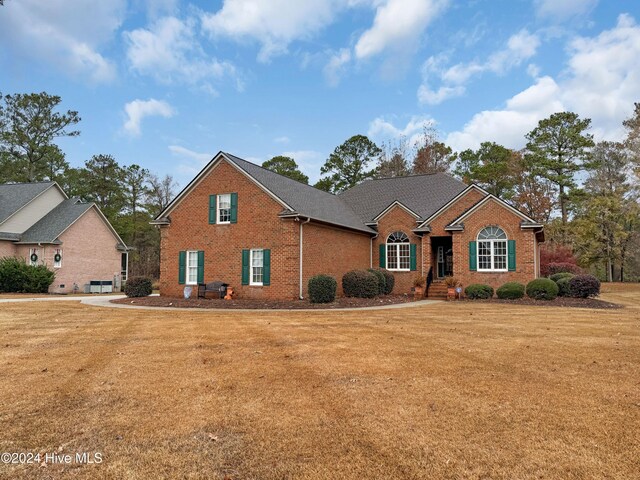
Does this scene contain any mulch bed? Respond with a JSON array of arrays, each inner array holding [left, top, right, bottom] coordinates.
[[459, 297, 622, 309], [111, 294, 417, 310]]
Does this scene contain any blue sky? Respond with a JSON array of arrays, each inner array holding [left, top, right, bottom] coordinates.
[[1, 0, 639, 186]]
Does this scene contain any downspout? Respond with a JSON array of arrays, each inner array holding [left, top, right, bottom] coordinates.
[[370, 232, 379, 268], [299, 217, 311, 299]]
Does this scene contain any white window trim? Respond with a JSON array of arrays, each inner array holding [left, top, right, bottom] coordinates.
[[53, 248, 63, 269], [477, 226, 508, 272], [250, 248, 264, 286], [386, 240, 411, 272], [186, 250, 199, 285], [29, 248, 38, 266], [217, 193, 231, 224]]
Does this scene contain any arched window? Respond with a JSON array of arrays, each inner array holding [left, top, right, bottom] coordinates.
[[477, 226, 508, 271], [386, 231, 410, 271]]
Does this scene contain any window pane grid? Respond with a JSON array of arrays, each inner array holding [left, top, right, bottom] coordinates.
[[398, 244, 410, 270], [251, 249, 264, 285], [387, 244, 398, 269], [187, 251, 198, 284], [218, 194, 231, 223], [477, 238, 507, 271]]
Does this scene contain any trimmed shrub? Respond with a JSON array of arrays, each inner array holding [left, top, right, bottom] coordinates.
[[0, 257, 55, 293], [526, 278, 558, 300], [308, 274, 337, 303], [496, 282, 525, 300], [367, 268, 387, 295], [568, 274, 600, 298], [465, 283, 494, 300], [546, 262, 582, 276], [124, 276, 153, 297], [549, 272, 575, 283], [342, 270, 379, 298], [556, 277, 572, 297], [381, 270, 395, 295]]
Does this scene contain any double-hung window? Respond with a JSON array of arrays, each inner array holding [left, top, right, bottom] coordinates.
[[477, 226, 508, 271], [186, 250, 199, 285], [386, 231, 410, 271], [53, 248, 62, 268], [250, 249, 264, 286], [217, 194, 231, 223]]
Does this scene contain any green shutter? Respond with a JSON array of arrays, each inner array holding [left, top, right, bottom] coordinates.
[[379, 244, 386, 268], [241, 249, 249, 285], [230, 192, 238, 224], [410, 244, 417, 271], [508, 240, 516, 271], [178, 251, 186, 284], [197, 251, 205, 283], [263, 249, 271, 286], [209, 195, 217, 224], [469, 241, 477, 271]]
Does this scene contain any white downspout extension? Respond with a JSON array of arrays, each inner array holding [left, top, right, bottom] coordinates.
[[421, 236, 424, 277], [299, 217, 311, 299]]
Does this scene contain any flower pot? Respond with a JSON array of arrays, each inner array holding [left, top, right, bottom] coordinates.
[[414, 286, 424, 299], [447, 287, 456, 301]]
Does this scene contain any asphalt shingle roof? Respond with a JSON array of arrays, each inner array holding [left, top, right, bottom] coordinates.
[[338, 173, 468, 223], [18, 199, 93, 244], [0, 182, 56, 224], [225, 153, 375, 233]]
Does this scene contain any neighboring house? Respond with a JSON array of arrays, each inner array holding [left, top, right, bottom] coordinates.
[[153, 152, 544, 299], [0, 182, 128, 293]]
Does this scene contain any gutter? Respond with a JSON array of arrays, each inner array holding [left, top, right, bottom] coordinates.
[[298, 217, 311, 299]]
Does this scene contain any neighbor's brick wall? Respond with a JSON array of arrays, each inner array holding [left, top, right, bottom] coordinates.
[[302, 222, 370, 297], [13, 208, 122, 293], [372, 206, 423, 295], [159, 159, 300, 299], [451, 198, 537, 291]]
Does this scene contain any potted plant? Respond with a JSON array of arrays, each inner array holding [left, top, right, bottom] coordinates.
[[412, 276, 426, 299], [444, 276, 460, 300]]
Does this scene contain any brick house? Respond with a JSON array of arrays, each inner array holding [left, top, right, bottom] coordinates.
[[153, 152, 544, 299], [0, 182, 128, 293]]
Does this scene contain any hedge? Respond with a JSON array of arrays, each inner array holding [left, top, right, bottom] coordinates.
[[124, 276, 153, 297], [568, 274, 600, 298], [367, 268, 387, 295], [0, 257, 55, 293], [496, 282, 525, 300], [465, 283, 494, 299], [381, 270, 395, 295], [549, 272, 575, 283], [308, 274, 337, 303], [556, 277, 572, 297], [526, 278, 558, 300], [342, 270, 379, 298]]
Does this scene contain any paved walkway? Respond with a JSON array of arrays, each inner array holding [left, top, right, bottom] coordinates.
[[0, 294, 442, 312]]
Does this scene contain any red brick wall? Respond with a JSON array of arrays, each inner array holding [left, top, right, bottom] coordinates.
[[0, 241, 17, 258], [451, 198, 538, 291], [372, 206, 422, 295], [159, 159, 300, 299], [301, 222, 370, 297]]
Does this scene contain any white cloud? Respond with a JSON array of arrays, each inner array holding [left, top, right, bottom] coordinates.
[[368, 115, 434, 147], [444, 14, 640, 151], [168, 145, 214, 176], [0, 0, 124, 83], [534, 0, 598, 21], [274, 136, 291, 144], [123, 99, 175, 136], [124, 16, 241, 93], [354, 0, 449, 59], [201, 0, 339, 62], [419, 29, 540, 104], [324, 48, 352, 86]]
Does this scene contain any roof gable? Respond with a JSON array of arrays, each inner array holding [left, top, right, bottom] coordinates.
[[372, 201, 421, 222], [0, 182, 63, 225], [445, 194, 541, 230], [416, 184, 488, 228]]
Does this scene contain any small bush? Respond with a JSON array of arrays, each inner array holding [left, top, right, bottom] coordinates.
[[381, 270, 395, 295], [465, 283, 494, 299], [124, 276, 153, 297], [556, 277, 572, 297], [496, 282, 525, 300], [526, 278, 558, 300], [367, 269, 387, 295], [308, 274, 337, 303], [546, 262, 582, 276], [549, 272, 575, 283], [0, 257, 55, 293], [342, 270, 379, 298], [568, 274, 600, 298]]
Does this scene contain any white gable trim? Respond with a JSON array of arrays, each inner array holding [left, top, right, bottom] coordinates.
[[154, 152, 293, 221], [447, 194, 538, 227], [0, 182, 68, 227], [373, 200, 421, 221], [417, 184, 489, 228]]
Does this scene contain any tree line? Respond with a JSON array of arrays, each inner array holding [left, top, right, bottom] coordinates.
[[2, 91, 639, 281]]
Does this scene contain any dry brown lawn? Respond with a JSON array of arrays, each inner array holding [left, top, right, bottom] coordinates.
[[1, 284, 639, 479]]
